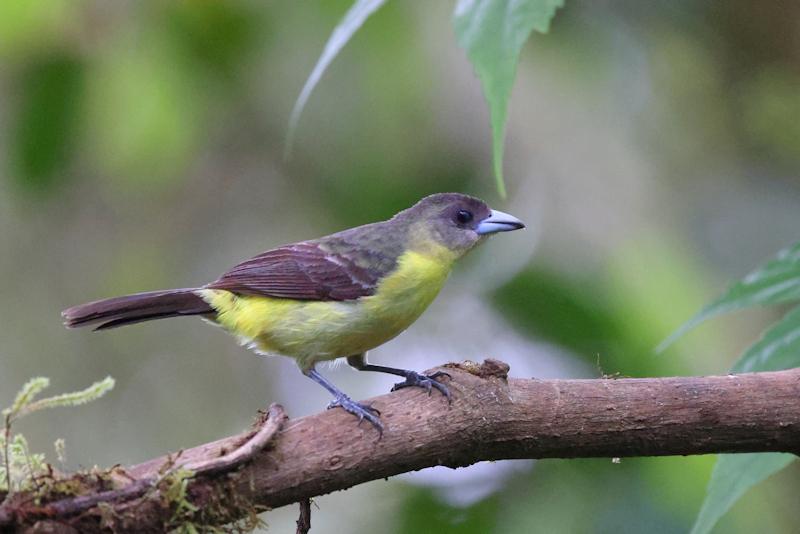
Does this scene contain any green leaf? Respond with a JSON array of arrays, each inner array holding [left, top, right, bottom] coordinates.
[[690, 453, 795, 534], [659, 242, 800, 351], [689, 304, 800, 532], [731, 304, 800, 373], [285, 0, 388, 158], [453, 0, 563, 197], [687, 255, 800, 534], [691, 304, 800, 533]]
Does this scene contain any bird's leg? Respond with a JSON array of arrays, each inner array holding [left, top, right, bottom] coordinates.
[[346, 354, 451, 402], [305, 368, 382, 433]]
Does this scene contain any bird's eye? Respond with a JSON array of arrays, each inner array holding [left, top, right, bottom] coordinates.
[[456, 210, 473, 224]]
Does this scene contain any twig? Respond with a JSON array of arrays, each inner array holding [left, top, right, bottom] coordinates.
[[3, 414, 10, 498], [186, 404, 287, 476], [296, 498, 311, 534]]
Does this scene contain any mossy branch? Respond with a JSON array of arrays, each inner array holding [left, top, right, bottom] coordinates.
[[1, 361, 800, 533], [2, 376, 115, 496]]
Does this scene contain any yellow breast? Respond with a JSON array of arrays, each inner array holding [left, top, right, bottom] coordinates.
[[198, 245, 456, 371]]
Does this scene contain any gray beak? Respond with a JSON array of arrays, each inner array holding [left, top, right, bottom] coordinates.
[[475, 209, 525, 235]]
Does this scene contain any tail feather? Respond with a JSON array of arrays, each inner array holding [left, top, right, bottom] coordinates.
[[62, 289, 215, 331]]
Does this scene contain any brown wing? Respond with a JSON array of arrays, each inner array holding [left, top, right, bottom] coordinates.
[[203, 241, 391, 301]]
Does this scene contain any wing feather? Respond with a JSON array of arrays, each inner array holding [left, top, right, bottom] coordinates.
[[203, 240, 393, 301]]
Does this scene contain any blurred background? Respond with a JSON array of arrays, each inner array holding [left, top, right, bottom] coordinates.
[[2, 0, 800, 532]]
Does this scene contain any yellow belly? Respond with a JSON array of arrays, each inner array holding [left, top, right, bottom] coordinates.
[[197, 248, 455, 371]]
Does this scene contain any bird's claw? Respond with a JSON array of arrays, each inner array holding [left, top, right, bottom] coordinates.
[[327, 394, 382, 433], [391, 370, 451, 402]]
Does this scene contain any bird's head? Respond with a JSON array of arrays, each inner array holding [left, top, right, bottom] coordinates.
[[396, 193, 524, 258]]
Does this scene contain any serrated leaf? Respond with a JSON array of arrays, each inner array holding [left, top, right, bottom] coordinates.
[[692, 310, 800, 532], [285, 0, 388, 158], [453, 0, 563, 197], [690, 453, 795, 534], [731, 304, 800, 374], [659, 242, 800, 351], [689, 284, 800, 534]]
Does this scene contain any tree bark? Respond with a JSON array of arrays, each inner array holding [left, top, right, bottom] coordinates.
[[2, 359, 799, 533]]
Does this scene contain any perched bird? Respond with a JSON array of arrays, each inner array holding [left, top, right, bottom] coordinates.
[[63, 193, 524, 431]]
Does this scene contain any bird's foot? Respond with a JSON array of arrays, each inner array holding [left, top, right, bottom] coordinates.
[[391, 370, 451, 402], [327, 394, 382, 433]]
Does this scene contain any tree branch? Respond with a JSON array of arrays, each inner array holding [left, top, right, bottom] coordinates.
[[3, 359, 800, 533]]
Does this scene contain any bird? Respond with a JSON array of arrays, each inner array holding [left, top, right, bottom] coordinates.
[[62, 193, 524, 432]]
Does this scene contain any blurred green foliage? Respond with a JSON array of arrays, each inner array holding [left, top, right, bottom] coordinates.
[[741, 69, 800, 168], [164, 1, 265, 80], [494, 268, 624, 364], [400, 488, 500, 534], [11, 55, 84, 194]]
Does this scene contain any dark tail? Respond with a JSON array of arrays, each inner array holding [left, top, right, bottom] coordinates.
[[62, 289, 215, 331]]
